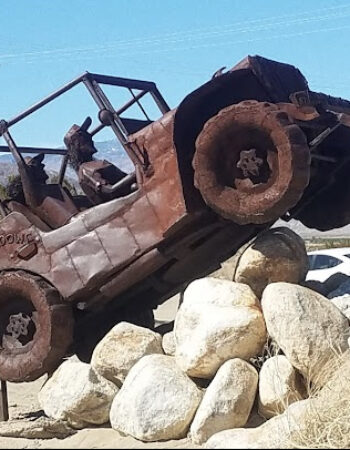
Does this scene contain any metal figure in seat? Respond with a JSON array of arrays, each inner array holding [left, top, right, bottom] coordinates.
[[64, 117, 137, 206], [12, 152, 78, 229], [6, 153, 48, 204], [4, 154, 54, 230]]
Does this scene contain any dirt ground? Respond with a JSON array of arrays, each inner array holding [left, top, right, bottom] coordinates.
[[1, 295, 200, 449]]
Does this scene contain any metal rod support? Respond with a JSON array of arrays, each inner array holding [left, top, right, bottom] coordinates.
[[116, 90, 148, 116], [150, 87, 171, 114], [88, 73, 156, 91], [129, 89, 150, 121], [58, 154, 69, 185], [0, 145, 66, 156], [2, 131, 26, 166], [83, 78, 106, 111], [91, 81, 128, 137], [90, 123, 106, 137], [0, 381, 9, 421], [6, 73, 88, 128]]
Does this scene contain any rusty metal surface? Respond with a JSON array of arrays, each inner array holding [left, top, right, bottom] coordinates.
[[290, 89, 350, 115], [0, 271, 73, 382], [192, 100, 310, 224], [2, 54, 350, 380], [172, 55, 309, 212], [128, 109, 188, 233], [230, 55, 309, 103]]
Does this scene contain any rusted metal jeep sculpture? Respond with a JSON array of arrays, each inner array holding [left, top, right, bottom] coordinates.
[[1, 54, 350, 382]]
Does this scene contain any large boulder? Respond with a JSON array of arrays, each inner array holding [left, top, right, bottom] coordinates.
[[206, 399, 310, 449], [91, 322, 163, 386], [38, 359, 118, 429], [262, 283, 349, 386], [209, 352, 350, 449], [175, 278, 267, 378], [258, 355, 305, 419], [162, 331, 176, 356], [232, 227, 308, 298], [330, 295, 350, 321], [110, 354, 203, 441], [190, 359, 258, 444]]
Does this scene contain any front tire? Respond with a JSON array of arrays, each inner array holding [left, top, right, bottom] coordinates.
[[192, 101, 310, 224]]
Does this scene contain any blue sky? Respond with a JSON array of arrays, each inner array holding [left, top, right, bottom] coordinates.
[[1, 0, 350, 147]]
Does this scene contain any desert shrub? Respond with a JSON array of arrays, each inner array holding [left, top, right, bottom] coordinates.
[[288, 349, 350, 449]]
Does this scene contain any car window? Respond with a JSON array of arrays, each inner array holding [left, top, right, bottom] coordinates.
[[309, 254, 342, 270], [308, 254, 315, 269]]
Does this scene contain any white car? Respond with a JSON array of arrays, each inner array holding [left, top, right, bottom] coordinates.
[[306, 248, 350, 282]]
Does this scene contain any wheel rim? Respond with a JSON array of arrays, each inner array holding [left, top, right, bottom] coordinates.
[[193, 101, 310, 224], [216, 124, 277, 192], [2, 307, 36, 351]]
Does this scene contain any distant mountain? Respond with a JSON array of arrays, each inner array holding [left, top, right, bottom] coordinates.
[[93, 140, 134, 173], [0, 154, 16, 164], [0, 161, 20, 180], [0, 138, 134, 185]]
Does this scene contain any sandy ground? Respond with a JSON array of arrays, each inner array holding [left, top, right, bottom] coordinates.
[[1, 295, 200, 449]]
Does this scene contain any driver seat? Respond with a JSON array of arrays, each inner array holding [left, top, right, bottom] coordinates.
[[29, 184, 79, 229], [5, 200, 52, 231]]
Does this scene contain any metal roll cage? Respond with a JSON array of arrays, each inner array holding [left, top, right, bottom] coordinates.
[[0, 71, 170, 184]]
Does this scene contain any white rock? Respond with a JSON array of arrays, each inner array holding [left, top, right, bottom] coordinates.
[[110, 354, 203, 441], [38, 359, 118, 429], [330, 295, 350, 320], [0, 418, 75, 439], [175, 278, 267, 379], [206, 399, 310, 449], [258, 355, 305, 419], [208, 352, 350, 449], [91, 322, 163, 386], [162, 331, 176, 356], [262, 283, 349, 386], [190, 359, 258, 444], [233, 227, 308, 297]]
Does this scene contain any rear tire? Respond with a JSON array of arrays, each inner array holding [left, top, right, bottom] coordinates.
[[0, 271, 73, 382], [193, 101, 310, 224]]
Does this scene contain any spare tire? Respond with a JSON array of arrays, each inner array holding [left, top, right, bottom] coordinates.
[[193, 100, 310, 224], [0, 271, 73, 382]]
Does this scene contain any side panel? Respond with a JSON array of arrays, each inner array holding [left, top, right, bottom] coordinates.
[[95, 216, 139, 267], [0, 187, 166, 301], [0, 213, 51, 276], [128, 110, 188, 234], [48, 193, 165, 297]]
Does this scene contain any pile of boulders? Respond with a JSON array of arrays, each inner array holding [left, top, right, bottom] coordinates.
[[37, 227, 350, 448]]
